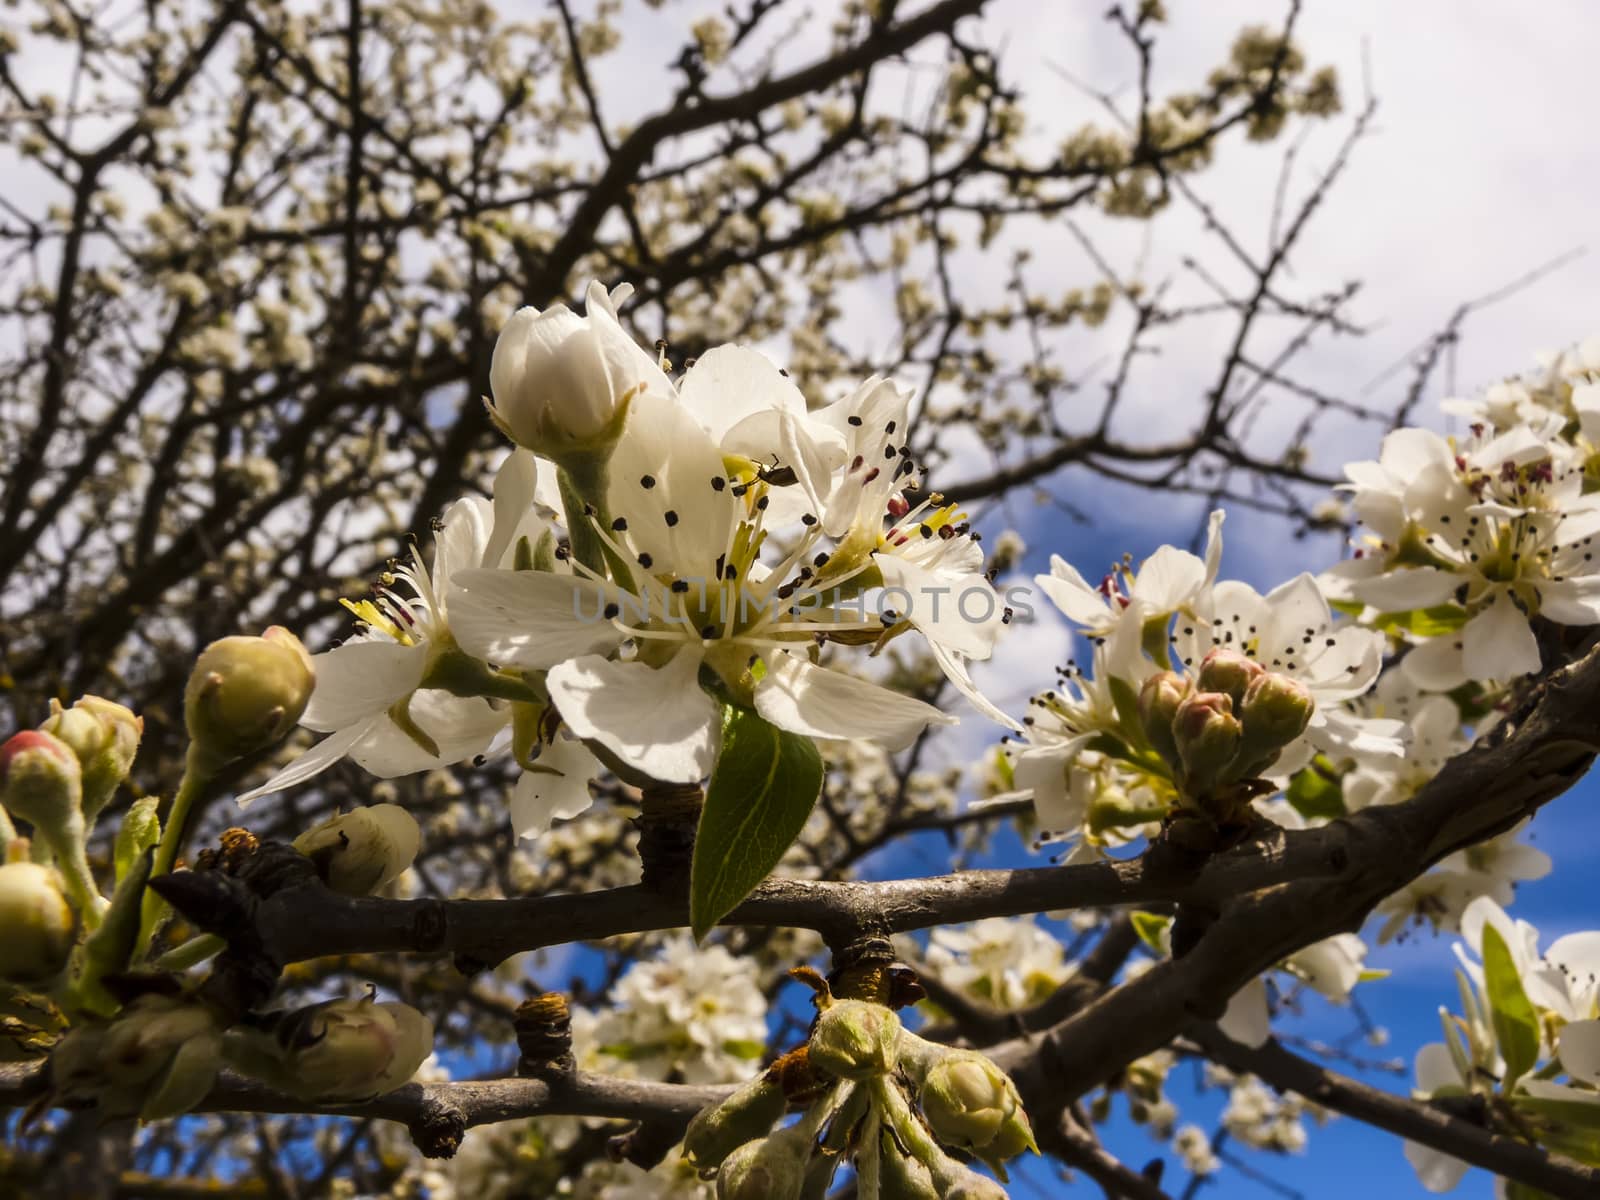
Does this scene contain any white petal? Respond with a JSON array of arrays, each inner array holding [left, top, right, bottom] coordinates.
[[507, 738, 599, 838], [348, 692, 507, 776], [930, 640, 1023, 731], [1302, 626, 1385, 701], [1352, 567, 1462, 612], [678, 345, 807, 437], [1381, 427, 1454, 477], [753, 652, 955, 751], [434, 496, 493, 594], [876, 556, 1002, 659], [1260, 574, 1332, 655], [1414, 1042, 1462, 1094], [301, 641, 428, 732], [1289, 934, 1366, 1002], [1132, 545, 1205, 610], [604, 385, 737, 578], [235, 721, 372, 806], [1218, 977, 1272, 1048], [1035, 557, 1110, 626], [1547, 932, 1600, 1002], [547, 650, 720, 783], [1557, 1020, 1600, 1085], [1013, 738, 1093, 831], [1461, 592, 1540, 681], [1403, 1140, 1470, 1193], [449, 567, 626, 669], [485, 450, 541, 570], [1201, 509, 1226, 584], [1400, 635, 1468, 692], [1536, 577, 1600, 626]]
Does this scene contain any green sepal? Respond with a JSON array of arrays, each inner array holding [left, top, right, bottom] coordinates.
[[114, 796, 160, 887], [69, 845, 154, 1017]]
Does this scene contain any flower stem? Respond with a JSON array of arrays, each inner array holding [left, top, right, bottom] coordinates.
[[557, 456, 636, 593], [137, 748, 214, 953]]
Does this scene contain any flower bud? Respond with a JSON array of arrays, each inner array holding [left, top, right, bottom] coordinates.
[[0, 730, 84, 838], [880, 1132, 940, 1199], [1136, 672, 1190, 770], [184, 627, 314, 771], [41, 696, 142, 820], [1236, 672, 1315, 769], [715, 1127, 810, 1200], [292, 804, 421, 896], [930, 1163, 1010, 1200], [0, 862, 76, 983], [684, 1073, 787, 1170], [1171, 691, 1242, 794], [236, 997, 434, 1102], [919, 1050, 1035, 1165], [809, 999, 900, 1081], [92, 994, 225, 1119], [1195, 648, 1265, 711], [487, 283, 651, 461]]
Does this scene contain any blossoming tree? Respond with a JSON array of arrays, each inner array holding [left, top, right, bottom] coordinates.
[[2, 1, 1597, 1198]]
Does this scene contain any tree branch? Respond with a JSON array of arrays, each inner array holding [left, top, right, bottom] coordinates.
[[1192, 1028, 1600, 1200]]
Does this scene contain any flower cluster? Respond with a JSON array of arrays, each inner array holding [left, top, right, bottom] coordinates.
[[919, 916, 1075, 1011], [576, 934, 770, 1086], [684, 971, 1034, 1197], [1404, 896, 1600, 1191], [241, 281, 1002, 854]]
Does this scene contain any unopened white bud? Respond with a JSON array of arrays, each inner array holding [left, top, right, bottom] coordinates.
[[293, 804, 421, 896]]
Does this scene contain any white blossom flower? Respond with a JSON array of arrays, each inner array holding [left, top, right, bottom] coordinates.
[[1171, 1124, 1219, 1175], [579, 934, 768, 1085], [451, 373, 957, 784], [238, 453, 546, 803], [922, 916, 1074, 1010], [1328, 423, 1600, 685]]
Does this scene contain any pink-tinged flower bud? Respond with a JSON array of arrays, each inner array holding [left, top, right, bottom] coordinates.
[[231, 996, 434, 1102], [0, 862, 76, 983], [1171, 691, 1242, 793], [1137, 671, 1191, 770], [293, 804, 421, 896], [715, 1126, 810, 1200], [487, 283, 653, 461], [1238, 673, 1315, 762], [184, 627, 314, 771], [919, 1050, 1036, 1166], [684, 1073, 787, 1171], [41, 696, 142, 820], [809, 999, 900, 1081], [1196, 648, 1265, 710], [0, 730, 83, 836]]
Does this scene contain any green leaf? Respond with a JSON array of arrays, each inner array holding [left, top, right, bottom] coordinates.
[[690, 706, 823, 941], [1285, 759, 1345, 820], [1481, 922, 1542, 1091], [722, 1038, 768, 1060], [1370, 604, 1469, 637], [1512, 1097, 1600, 1166], [114, 796, 160, 886], [1130, 911, 1172, 955]]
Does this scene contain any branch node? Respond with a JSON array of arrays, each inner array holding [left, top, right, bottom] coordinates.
[[515, 992, 575, 1078]]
